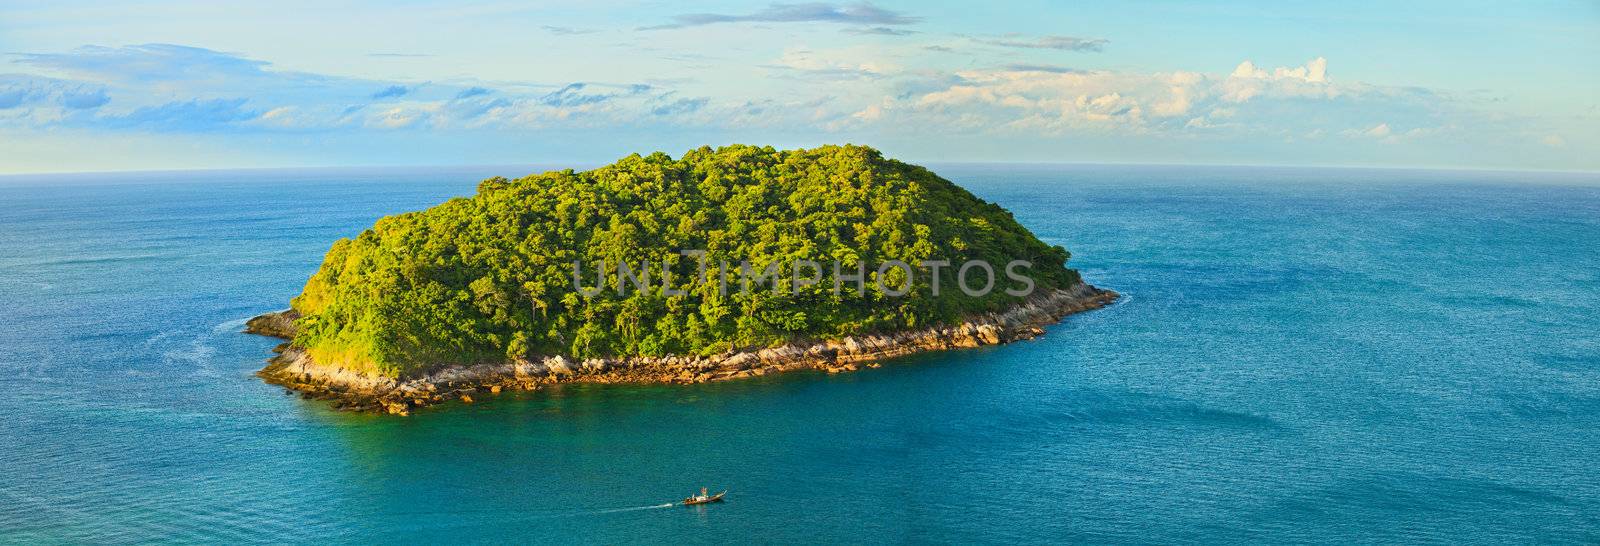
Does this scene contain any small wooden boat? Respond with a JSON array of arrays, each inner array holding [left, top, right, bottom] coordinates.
[[681, 490, 726, 505]]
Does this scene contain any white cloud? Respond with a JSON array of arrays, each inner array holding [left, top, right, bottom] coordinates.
[[3, 42, 1577, 171], [252, 106, 301, 128], [1303, 57, 1329, 83], [1340, 122, 1440, 144], [973, 34, 1108, 52], [0, 44, 729, 133], [1151, 71, 1204, 117], [641, 3, 921, 30], [895, 58, 1358, 135], [852, 101, 886, 122], [1221, 57, 1333, 102], [1229, 57, 1327, 82], [767, 48, 893, 79]]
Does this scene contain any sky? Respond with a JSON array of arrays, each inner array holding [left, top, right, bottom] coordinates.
[[1, 0, 1596, 174]]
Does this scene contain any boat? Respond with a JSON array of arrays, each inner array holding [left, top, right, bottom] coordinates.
[[681, 488, 726, 505]]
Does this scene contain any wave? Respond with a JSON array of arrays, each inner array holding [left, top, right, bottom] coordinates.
[[20, 254, 169, 267], [213, 317, 252, 333]]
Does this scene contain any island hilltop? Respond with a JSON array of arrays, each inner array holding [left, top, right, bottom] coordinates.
[[248, 144, 1117, 414]]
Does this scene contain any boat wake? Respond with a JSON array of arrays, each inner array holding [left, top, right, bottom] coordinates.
[[356, 502, 679, 524], [587, 503, 677, 515]]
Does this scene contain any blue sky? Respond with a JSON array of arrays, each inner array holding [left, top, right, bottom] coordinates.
[[1, 1, 1595, 173]]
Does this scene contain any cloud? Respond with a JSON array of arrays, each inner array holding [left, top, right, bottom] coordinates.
[[534, 83, 650, 108], [888, 72, 972, 100], [1151, 71, 1203, 117], [370, 106, 428, 129], [0, 42, 1556, 169], [975, 34, 1108, 52], [1221, 57, 1332, 102], [852, 102, 885, 121], [3, 43, 712, 134], [13, 44, 274, 84], [1002, 64, 1085, 74], [652, 97, 709, 116], [336, 81, 676, 130], [0, 89, 23, 109], [641, 2, 920, 30], [0, 75, 111, 110], [1340, 122, 1438, 143], [455, 86, 492, 99], [911, 70, 1154, 132], [105, 98, 260, 131], [540, 83, 608, 107], [4, 45, 475, 132], [371, 85, 411, 99], [445, 96, 511, 121], [763, 48, 890, 79], [541, 25, 597, 35], [1230, 57, 1328, 82], [6, 43, 385, 114], [842, 26, 916, 36], [59, 87, 110, 109], [858, 57, 1463, 141]]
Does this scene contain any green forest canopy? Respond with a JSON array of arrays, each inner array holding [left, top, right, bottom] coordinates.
[[289, 144, 1081, 377]]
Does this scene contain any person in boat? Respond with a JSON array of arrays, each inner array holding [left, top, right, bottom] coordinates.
[[699, 487, 707, 499]]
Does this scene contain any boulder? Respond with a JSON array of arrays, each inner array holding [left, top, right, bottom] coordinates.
[[545, 356, 575, 375], [976, 325, 1002, 345], [244, 309, 301, 339], [723, 352, 759, 370]]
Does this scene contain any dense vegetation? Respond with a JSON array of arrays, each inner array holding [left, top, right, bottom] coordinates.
[[289, 145, 1081, 377]]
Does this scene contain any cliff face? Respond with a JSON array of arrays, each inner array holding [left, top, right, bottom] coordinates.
[[252, 284, 1117, 415]]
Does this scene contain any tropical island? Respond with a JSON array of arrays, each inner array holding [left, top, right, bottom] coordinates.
[[248, 144, 1117, 414]]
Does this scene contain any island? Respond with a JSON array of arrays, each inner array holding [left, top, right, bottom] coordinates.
[[248, 144, 1117, 414]]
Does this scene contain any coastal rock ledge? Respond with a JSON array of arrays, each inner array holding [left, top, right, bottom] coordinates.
[[248, 282, 1117, 415]]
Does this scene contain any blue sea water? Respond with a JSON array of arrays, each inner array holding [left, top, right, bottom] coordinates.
[[2, 164, 1599, 544]]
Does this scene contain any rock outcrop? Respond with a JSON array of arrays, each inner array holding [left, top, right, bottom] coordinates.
[[244, 309, 299, 339], [252, 283, 1118, 414]]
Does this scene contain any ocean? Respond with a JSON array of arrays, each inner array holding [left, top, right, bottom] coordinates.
[[2, 164, 1598, 543]]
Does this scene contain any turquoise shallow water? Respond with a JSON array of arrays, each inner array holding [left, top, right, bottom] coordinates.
[[2, 164, 1599, 543]]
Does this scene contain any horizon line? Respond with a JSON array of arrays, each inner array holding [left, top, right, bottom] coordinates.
[[2, 159, 1597, 181]]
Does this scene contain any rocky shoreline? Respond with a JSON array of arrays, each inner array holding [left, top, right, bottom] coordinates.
[[248, 283, 1118, 415]]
